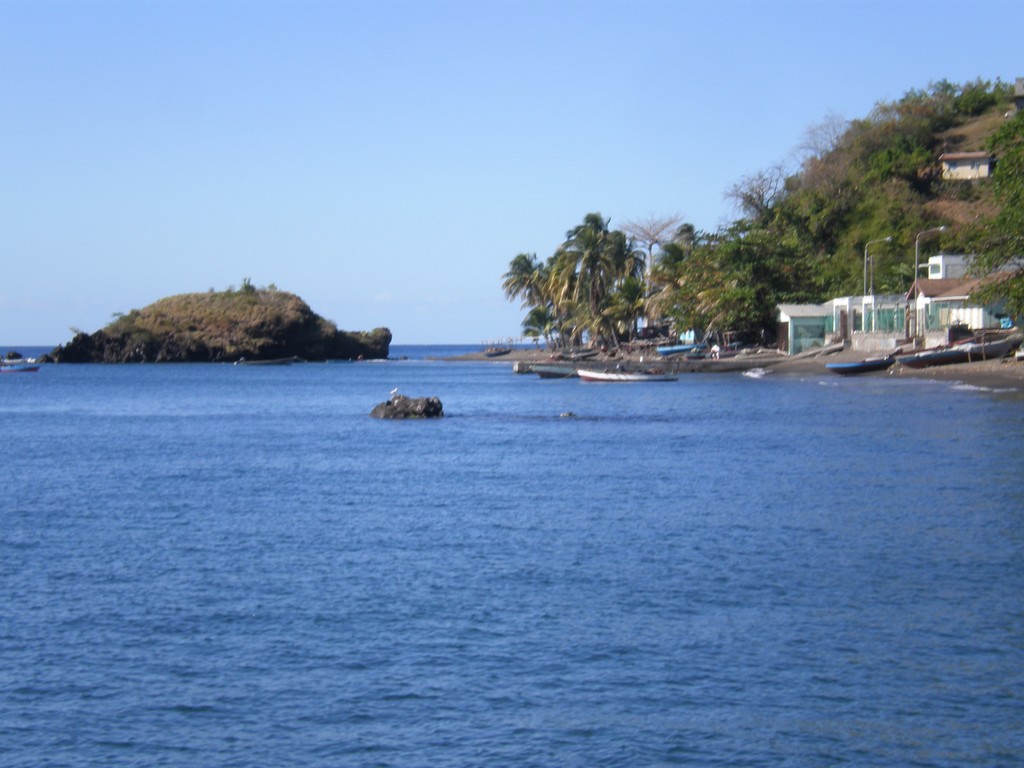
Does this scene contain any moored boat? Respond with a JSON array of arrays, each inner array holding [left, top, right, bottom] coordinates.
[[959, 333, 1022, 361], [532, 363, 578, 379], [234, 356, 300, 366], [896, 333, 1021, 369], [655, 343, 705, 357], [577, 367, 678, 382], [0, 362, 40, 373], [896, 346, 970, 369], [549, 348, 598, 362], [825, 356, 896, 375]]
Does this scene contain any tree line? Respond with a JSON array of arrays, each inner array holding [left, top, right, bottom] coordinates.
[[503, 78, 1024, 347]]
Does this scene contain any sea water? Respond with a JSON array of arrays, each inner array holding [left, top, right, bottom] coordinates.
[[2, 354, 1023, 766]]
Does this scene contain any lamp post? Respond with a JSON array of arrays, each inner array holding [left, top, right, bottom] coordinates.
[[913, 226, 947, 338], [863, 236, 892, 296]]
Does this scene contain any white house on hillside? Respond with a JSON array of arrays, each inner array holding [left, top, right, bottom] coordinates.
[[939, 151, 993, 180]]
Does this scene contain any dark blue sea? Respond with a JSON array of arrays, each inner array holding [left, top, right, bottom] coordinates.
[[3, 345, 1024, 767]]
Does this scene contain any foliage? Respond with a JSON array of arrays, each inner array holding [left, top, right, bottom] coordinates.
[[969, 111, 1024, 316], [502, 213, 644, 347], [504, 79, 1013, 342]]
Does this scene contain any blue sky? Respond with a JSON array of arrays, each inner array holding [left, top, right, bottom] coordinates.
[[2, 0, 1021, 345]]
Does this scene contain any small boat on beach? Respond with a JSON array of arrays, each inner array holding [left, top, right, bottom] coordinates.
[[960, 333, 1022, 361], [549, 348, 598, 362], [577, 367, 678, 382], [825, 355, 896, 375], [655, 343, 705, 357], [482, 338, 516, 357], [896, 333, 1021, 369], [896, 345, 971, 369]]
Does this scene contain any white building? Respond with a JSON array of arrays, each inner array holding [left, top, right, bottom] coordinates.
[[908, 255, 1010, 345], [828, 294, 907, 352], [939, 152, 993, 180], [926, 253, 969, 279], [776, 304, 828, 355]]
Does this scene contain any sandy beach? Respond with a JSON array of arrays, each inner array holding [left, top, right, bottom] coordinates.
[[435, 345, 1024, 394]]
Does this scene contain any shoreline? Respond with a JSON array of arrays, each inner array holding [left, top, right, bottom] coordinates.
[[433, 346, 1024, 393]]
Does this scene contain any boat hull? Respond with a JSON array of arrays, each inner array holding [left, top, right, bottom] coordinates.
[[532, 364, 577, 379], [234, 356, 299, 366], [825, 356, 895, 375], [655, 343, 704, 357], [577, 368, 678, 382], [897, 335, 1020, 369], [0, 364, 40, 373]]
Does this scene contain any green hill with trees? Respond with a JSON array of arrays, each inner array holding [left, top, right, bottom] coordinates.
[[46, 281, 391, 362], [503, 78, 1024, 347]]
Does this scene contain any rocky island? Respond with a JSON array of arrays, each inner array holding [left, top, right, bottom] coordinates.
[[44, 283, 391, 363]]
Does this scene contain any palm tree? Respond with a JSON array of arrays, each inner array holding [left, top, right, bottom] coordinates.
[[605, 276, 647, 341], [563, 213, 616, 321], [521, 305, 556, 346], [501, 253, 545, 308], [504, 214, 647, 349], [553, 213, 646, 346]]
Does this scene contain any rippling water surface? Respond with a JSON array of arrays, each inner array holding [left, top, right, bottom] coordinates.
[[3, 353, 1023, 766]]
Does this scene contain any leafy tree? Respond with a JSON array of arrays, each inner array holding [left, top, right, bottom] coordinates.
[[971, 111, 1024, 316], [953, 77, 1010, 117], [501, 253, 546, 309]]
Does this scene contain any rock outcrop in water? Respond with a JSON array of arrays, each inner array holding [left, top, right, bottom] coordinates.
[[370, 394, 444, 419], [44, 285, 391, 363]]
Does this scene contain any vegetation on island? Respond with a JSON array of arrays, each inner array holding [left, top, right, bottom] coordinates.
[[46, 281, 391, 362], [503, 78, 1024, 347]]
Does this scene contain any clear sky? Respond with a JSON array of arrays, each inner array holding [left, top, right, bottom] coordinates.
[[2, 0, 1021, 345]]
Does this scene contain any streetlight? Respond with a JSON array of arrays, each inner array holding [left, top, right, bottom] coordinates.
[[863, 236, 892, 296], [913, 226, 947, 338]]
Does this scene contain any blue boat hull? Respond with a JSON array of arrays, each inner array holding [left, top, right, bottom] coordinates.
[[656, 343, 704, 357], [825, 356, 895, 375]]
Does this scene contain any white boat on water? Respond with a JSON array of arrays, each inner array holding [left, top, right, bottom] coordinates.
[[577, 368, 678, 382], [0, 362, 40, 373]]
